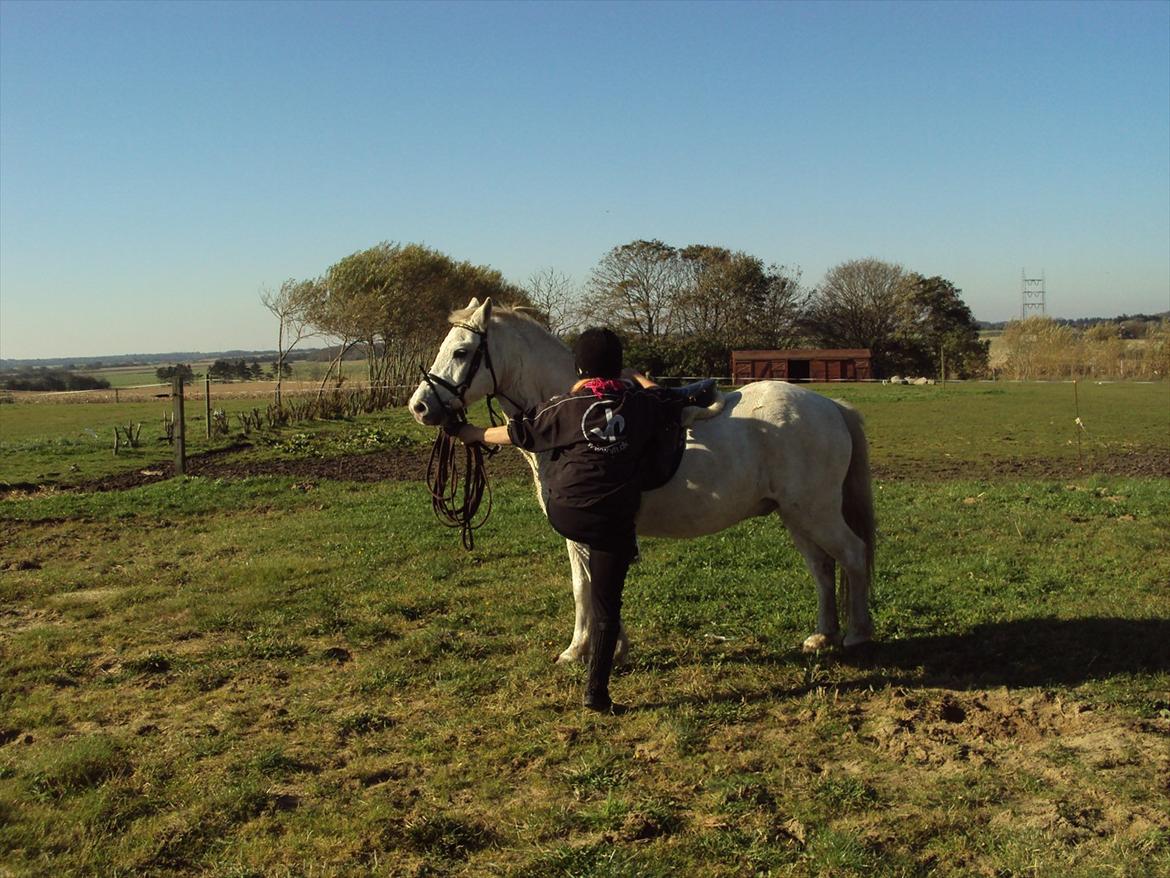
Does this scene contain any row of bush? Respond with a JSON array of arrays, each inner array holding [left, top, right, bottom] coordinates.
[[227, 388, 401, 437], [995, 317, 1169, 380], [0, 368, 111, 392]]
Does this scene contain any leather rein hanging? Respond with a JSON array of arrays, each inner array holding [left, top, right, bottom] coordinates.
[[420, 322, 520, 550]]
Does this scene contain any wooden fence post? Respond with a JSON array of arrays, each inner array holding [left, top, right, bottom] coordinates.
[[205, 375, 212, 440], [173, 374, 186, 476]]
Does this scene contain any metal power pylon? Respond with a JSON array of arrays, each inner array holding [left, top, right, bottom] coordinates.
[[1021, 269, 1046, 319]]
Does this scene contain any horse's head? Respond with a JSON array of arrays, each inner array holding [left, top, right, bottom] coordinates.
[[409, 297, 497, 426]]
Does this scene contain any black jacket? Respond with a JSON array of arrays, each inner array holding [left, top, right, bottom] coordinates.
[[507, 384, 685, 510]]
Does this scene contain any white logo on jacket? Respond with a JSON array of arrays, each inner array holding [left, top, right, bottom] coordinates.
[[582, 401, 628, 450]]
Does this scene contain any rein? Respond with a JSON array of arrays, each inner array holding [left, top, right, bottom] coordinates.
[[421, 321, 520, 550], [426, 417, 492, 550]]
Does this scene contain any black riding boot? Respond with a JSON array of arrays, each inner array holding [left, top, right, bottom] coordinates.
[[583, 622, 620, 712]]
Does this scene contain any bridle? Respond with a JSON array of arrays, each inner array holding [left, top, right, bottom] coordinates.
[[419, 319, 522, 550], [419, 321, 521, 428]]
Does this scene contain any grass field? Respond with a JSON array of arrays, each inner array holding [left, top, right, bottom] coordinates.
[[3, 380, 1166, 488], [0, 395, 297, 488], [65, 360, 373, 389], [1, 382, 1168, 876]]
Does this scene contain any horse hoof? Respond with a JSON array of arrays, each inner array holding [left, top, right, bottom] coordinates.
[[843, 633, 873, 649], [556, 648, 585, 665], [802, 633, 836, 653]]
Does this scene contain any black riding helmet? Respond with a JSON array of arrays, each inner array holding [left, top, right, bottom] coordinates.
[[574, 328, 623, 379]]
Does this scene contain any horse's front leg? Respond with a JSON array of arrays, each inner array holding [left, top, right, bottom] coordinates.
[[556, 540, 592, 664], [555, 540, 629, 664]]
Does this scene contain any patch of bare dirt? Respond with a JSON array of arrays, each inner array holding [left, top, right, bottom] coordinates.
[[871, 448, 1170, 481], [2, 444, 1165, 497], [863, 689, 1097, 766], [0, 605, 66, 635], [777, 687, 1170, 853]]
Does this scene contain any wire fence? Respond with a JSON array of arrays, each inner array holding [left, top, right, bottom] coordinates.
[[2, 373, 1162, 407], [0, 380, 420, 405], [1, 375, 924, 405]]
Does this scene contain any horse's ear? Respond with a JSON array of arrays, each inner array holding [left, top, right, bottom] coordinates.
[[477, 297, 493, 328], [466, 297, 480, 309]]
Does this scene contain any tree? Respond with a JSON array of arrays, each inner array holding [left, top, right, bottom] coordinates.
[[307, 242, 528, 404], [674, 247, 808, 351], [524, 267, 579, 338], [747, 266, 809, 350], [582, 240, 684, 340], [268, 360, 293, 379], [898, 275, 989, 378], [0, 368, 110, 392], [802, 259, 910, 376], [1082, 322, 1127, 378], [207, 360, 234, 382], [260, 278, 316, 405], [156, 364, 194, 384], [674, 246, 764, 343], [580, 240, 808, 377]]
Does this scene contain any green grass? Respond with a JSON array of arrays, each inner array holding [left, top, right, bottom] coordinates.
[[0, 398, 437, 487], [67, 359, 372, 388], [818, 379, 1169, 466], [1, 381, 1168, 875], [76, 366, 185, 388], [1, 467, 1168, 876], [2, 380, 1167, 489]]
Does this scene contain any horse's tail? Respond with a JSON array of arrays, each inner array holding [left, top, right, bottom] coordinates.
[[835, 401, 875, 627]]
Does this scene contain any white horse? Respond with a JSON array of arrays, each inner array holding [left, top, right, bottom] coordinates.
[[409, 298, 875, 662]]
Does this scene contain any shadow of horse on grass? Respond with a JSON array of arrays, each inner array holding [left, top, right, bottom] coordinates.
[[634, 617, 1170, 712], [844, 616, 1170, 690]]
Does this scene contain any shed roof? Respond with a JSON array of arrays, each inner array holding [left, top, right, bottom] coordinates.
[[732, 349, 872, 359]]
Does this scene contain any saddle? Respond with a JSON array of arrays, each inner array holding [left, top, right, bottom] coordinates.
[[642, 379, 725, 491], [669, 378, 723, 425]]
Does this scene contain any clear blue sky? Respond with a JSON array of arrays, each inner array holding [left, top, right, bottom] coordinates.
[[2, 0, 1168, 359]]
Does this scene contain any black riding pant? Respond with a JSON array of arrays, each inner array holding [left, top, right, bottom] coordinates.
[[546, 499, 637, 629]]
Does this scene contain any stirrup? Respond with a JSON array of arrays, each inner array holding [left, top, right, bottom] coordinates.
[[668, 378, 718, 408]]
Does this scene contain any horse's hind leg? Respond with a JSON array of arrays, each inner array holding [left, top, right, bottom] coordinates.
[[802, 515, 873, 648], [829, 526, 873, 648], [556, 539, 629, 666], [785, 525, 841, 652]]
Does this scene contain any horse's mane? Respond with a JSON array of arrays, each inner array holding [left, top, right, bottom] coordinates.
[[448, 303, 548, 330]]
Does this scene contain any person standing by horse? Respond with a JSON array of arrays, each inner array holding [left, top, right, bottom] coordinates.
[[447, 327, 694, 712], [414, 299, 874, 686]]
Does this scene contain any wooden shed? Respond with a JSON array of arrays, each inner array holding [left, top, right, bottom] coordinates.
[[731, 349, 872, 384]]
